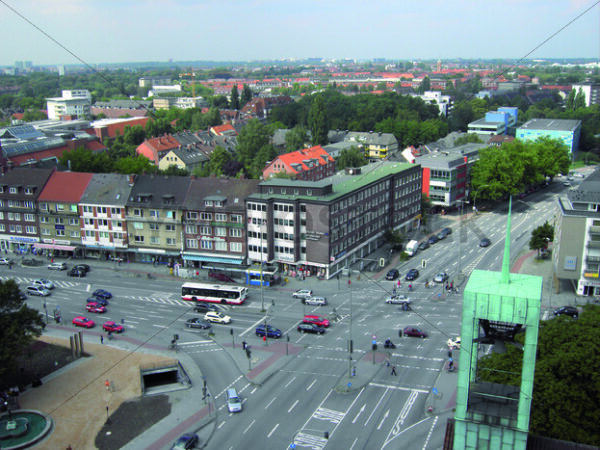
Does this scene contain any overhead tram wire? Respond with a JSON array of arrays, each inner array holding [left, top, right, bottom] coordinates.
[[0, 0, 113, 85]]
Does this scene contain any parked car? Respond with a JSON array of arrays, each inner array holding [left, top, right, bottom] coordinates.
[[48, 262, 67, 270], [402, 326, 428, 338], [67, 267, 86, 277], [204, 311, 232, 324], [418, 241, 430, 251], [171, 432, 199, 450], [85, 302, 106, 313], [297, 323, 325, 334], [0, 257, 14, 265], [73, 264, 91, 273], [479, 238, 491, 248], [553, 305, 578, 318], [440, 227, 452, 236], [255, 324, 283, 338], [385, 294, 412, 304], [72, 316, 95, 328], [102, 321, 124, 333], [385, 269, 400, 280], [26, 285, 51, 297], [193, 303, 219, 313], [32, 278, 54, 289], [433, 272, 449, 283], [405, 269, 420, 281], [87, 297, 108, 306], [427, 235, 439, 245], [303, 296, 327, 306], [292, 289, 313, 300], [92, 289, 113, 300], [437, 228, 451, 240], [447, 336, 461, 349], [185, 318, 212, 329], [303, 315, 330, 327]]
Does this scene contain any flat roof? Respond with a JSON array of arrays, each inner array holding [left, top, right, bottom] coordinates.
[[518, 118, 581, 132]]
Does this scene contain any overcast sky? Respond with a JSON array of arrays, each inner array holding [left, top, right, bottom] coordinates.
[[1, 0, 598, 66]]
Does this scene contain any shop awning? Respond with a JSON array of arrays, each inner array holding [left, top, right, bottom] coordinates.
[[183, 255, 244, 264], [34, 243, 77, 251]]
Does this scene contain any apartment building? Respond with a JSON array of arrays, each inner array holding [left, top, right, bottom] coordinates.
[[46, 90, 92, 120], [516, 118, 581, 156], [246, 161, 422, 279], [35, 171, 93, 258], [262, 146, 336, 181], [554, 169, 600, 296]]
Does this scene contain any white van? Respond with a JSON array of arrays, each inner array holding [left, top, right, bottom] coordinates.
[[226, 388, 242, 413]]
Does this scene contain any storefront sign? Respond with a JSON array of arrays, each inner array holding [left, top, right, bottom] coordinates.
[[564, 256, 577, 271]]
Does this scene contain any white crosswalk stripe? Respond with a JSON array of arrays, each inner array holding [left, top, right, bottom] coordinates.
[[0, 276, 80, 289]]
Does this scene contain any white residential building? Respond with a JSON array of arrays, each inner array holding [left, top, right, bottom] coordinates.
[[46, 90, 92, 120]]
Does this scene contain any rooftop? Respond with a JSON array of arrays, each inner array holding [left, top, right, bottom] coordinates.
[[518, 118, 581, 132]]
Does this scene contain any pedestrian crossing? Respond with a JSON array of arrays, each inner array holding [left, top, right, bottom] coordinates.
[[0, 275, 80, 289]]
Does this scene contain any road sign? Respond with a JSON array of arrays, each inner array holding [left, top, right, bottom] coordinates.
[[432, 387, 438, 395]]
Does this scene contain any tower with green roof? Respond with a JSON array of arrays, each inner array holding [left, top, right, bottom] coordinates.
[[453, 198, 542, 449]]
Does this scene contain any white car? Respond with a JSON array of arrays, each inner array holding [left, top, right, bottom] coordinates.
[[447, 337, 461, 349], [48, 262, 67, 270], [304, 296, 327, 306], [0, 257, 14, 265], [292, 289, 313, 300], [32, 278, 55, 289], [385, 294, 412, 304], [204, 311, 232, 324]]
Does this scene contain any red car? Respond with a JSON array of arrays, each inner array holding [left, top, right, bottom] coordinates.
[[72, 316, 95, 328], [102, 321, 124, 333], [402, 326, 428, 338], [86, 302, 107, 314], [303, 315, 330, 328]]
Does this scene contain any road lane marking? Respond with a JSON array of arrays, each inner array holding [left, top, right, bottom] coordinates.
[[351, 404, 365, 424], [284, 376, 296, 388], [264, 397, 276, 409], [242, 419, 255, 434], [377, 409, 390, 430], [306, 379, 316, 391], [370, 382, 429, 394], [267, 423, 279, 438], [288, 399, 299, 413], [364, 388, 389, 426]]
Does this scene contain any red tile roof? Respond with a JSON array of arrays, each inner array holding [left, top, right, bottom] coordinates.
[[211, 123, 237, 136], [264, 146, 333, 175], [38, 171, 94, 202]]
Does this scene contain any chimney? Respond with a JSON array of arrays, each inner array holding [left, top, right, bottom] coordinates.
[[128, 174, 136, 186]]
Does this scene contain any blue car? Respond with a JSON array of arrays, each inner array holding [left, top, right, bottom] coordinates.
[[255, 324, 283, 339], [171, 433, 199, 450], [87, 297, 108, 306], [93, 289, 113, 300]]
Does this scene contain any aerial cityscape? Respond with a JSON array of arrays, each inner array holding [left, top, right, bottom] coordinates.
[[0, 0, 600, 449]]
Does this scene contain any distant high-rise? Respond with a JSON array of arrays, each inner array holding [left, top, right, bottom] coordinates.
[[57, 65, 66, 76], [437, 59, 441, 72]]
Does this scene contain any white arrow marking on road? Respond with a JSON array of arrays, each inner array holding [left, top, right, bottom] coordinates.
[[377, 409, 390, 430], [352, 404, 365, 424]]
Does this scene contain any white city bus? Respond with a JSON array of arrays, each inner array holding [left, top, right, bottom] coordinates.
[[181, 282, 248, 305]]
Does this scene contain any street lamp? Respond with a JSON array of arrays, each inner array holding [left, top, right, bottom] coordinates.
[[473, 184, 490, 215]]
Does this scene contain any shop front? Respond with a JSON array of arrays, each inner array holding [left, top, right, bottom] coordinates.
[[129, 248, 182, 267], [33, 240, 79, 259], [182, 252, 245, 269], [0, 235, 39, 256]]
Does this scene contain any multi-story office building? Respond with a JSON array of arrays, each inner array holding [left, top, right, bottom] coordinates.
[[182, 178, 260, 267], [36, 171, 93, 258], [571, 82, 600, 107], [516, 118, 582, 156], [246, 161, 422, 279], [79, 174, 133, 261], [0, 168, 54, 254], [554, 169, 600, 296], [125, 175, 192, 265], [46, 90, 92, 120], [467, 107, 518, 136]]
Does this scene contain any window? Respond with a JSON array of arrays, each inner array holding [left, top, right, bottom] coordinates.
[[150, 210, 159, 218], [149, 223, 160, 231], [13, 213, 20, 221], [98, 206, 107, 215], [230, 242, 242, 252], [70, 230, 79, 238], [200, 226, 211, 235], [55, 229, 65, 236], [215, 227, 227, 237], [134, 235, 144, 243], [83, 205, 93, 214], [186, 211, 198, 220], [26, 226, 36, 234], [166, 238, 177, 246], [15, 225, 22, 233], [133, 208, 143, 217], [0, 224, 5, 232], [215, 241, 227, 251], [57, 204, 64, 211], [54, 217, 64, 225], [231, 214, 242, 223], [150, 236, 160, 245], [201, 212, 212, 220], [69, 218, 79, 226], [165, 210, 176, 219], [186, 239, 198, 248], [97, 219, 108, 227], [24, 214, 35, 222], [41, 227, 51, 235], [215, 213, 227, 222], [134, 222, 144, 230], [165, 224, 176, 232], [111, 207, 120, 216], [39, 203, 48, 211], [201, 240, 213, 250], [230, 228, 242, 237], [9, 187, 17, 194]]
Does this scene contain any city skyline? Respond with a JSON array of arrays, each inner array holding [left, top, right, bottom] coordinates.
[[0, 0, 599, 67]]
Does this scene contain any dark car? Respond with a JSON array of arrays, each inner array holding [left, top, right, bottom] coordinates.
[[171, 432, 199, 450], [73, 264, 91, 273], [437, 227, 452, 240], [255, 324, 283, 339], [297, 323, 325, 334], [185, 318, 212, 329], [193, 302, 219, 313], [87, 296, 108, 306], [427, 235, 439, 245], [385, 269, 400, 280], [553, 306, 578, 318], [67, 267, 86, 277], [93, 289, 113, 300], [418, 241, 429, 251], [405, 269, 419, 281], [479, 238, 491, 248], [402, 326, 428, 338]]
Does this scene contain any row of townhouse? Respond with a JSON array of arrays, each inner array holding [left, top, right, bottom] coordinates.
[[0, 162, 421, 278]]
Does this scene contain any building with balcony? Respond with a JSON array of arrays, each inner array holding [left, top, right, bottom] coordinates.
[[182, 177, 260, 267], [125, 175, 192, 265], [467, 107, 518, 136], [35, 171, 93, 258], [516, 118, 581, 156], [46, 90, 92, 120], [246, 161, 422, 279], [554, 168, 600, 296], [0, 168, 54, 253], [79, 174, 133, 260]]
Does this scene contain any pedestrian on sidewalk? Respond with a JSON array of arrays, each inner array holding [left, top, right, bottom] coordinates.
[[391, 365, 397, 376], [386, 359, 390, 368], [100, 335, 104, 344]]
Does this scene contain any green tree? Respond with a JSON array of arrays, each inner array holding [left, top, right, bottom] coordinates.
[[417, 76, 430, 94], [285, 125, 308, 152], [574, 87, 586, 110], [0, 279, 45, 383], [421, 192, 432, 226], [235, 119, 275, 169], [21, 109, 48, 121], [208, 146, 232, 175], [453, 133, 483, 146], [565, 89, 576, 111], [531, 137, 570, 180], [113, 155, 156, 175], [308, 95, 329, 146], [157, 165, 189, 176], [230, 85, 240, 110], [529, 220, 554, 257], [241, 84, 253, 107], [336, 146, 366, 170]]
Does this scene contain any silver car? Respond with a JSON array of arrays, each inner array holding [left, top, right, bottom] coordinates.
[[292, 289, 313, 300], [32, 278, 55, 289], [304, 296, 327, 306], [385, 294, 412, 304]]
